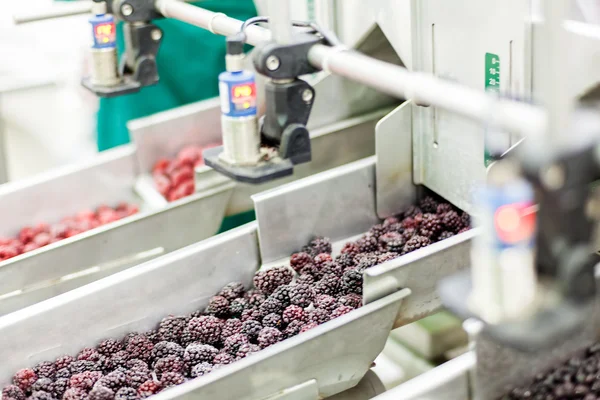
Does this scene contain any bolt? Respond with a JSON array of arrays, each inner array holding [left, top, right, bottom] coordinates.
[[302, 89, 313, 103], [540, 164, 565, 190], [121, 3, 133, 16], [151, 29, 162, 41], [266, 55, 280, 71]]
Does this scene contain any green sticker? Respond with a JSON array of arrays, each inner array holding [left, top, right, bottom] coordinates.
[[484, 53, 501, 167]]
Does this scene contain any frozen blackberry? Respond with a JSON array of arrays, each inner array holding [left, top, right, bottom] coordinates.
[[127, 359, 149, 372], [259, 297, 285, 315], [436, 203, 453, 214], [218, 282, 245, 300], [338, 294, 362, 309], [154, 356, 184, 378], [213, 353, 234, 365], [441, 210, 461, 233], [354, 253, 379, 272], [115, 387, 139, 400], [262, 313, 284, 329], [314, 274, 341, 296], [313, 253, 333, 269], [125, 369, 149, 390], [97, 339, 123, 357], [160, 372, 185, 388], [282, 305, 307, 324], [13, 369, 37, 392], [383, 216, 400, 227], [125, 334, 154, 362], [302, 236, 332, 256], [283, 320, 305, 339], [221, 318, 243, 341], [223, 333, 250, 355], [460, 212, 470, 229], [258, 327, 283, 348], [55, 355, 75, 370], [184, 344, 218, 368], [419, 213, 442, 239], [236, 343, 261, 359], [403, 205, 422, 219], [341, 269, 363, 295], [241, 307, 266, 323], [241, 320, 262, 341], [357, 234, 378, 253], [270, 285, 291, 307], [401, 215, 421, 230], [385, 222, 404, 234], [322, 261, 343, 277], [457, 227, 469, 234], [340, 242, 360, 255], [3, 385, 25, 400], [379, 232, 404, 253], [438, 231, 454, 241], [33, 362, 56, 380], [186, 316, 222, 345], [77, 347, 101, 362], [419, 196, 439, 213], [289, 252, 313, 273], [335, 253, 356, 270], [204, 295, 230, 318], [288, 284, 315, 308], [300, 322, 319, 333], [244, 289, 266, 308], [56, 368, 71, 379], [99, 371, 128, 391], [63, 388, 88, 400], [331, 305, 354, 319], [315, 294, 338, 311], [70, 371, 102, 390], [137, 380, 161, 398], [29, 391, 54, 400], [158, 316, 188, 343], [378, 252, 398, 264], [52, 378, 69, 399], [145, 330, 161, 344], [151, 341, 184, 365], [108, 352, 130, 371], [369, 224, 388, 239], [89, 386, 115, 400], [401, 228, 417, 242], [308, 308, 330, 325], [31, 379, 53, 394], [295, 273, 315, 285], [299, 263, 322, 280], [229, 298, 249, 317], [403, 235, 432, 254], [253, 267, 294, 295], [190, 362, 213, 378]]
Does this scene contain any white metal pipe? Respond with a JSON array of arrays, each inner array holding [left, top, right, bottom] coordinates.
[[267, 0, 292, 44], [159, 0, 546, 137], [13, 2, 93, 24]]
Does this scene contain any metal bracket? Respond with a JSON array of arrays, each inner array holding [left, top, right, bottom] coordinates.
[[253, 33, 322, 79]]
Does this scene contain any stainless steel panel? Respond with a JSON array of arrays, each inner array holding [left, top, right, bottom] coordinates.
[[376, 100, 415, 219]]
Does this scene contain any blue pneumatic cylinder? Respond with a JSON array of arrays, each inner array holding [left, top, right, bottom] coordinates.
[[218, 70, 257, 118], [88, 12, 120, 86]]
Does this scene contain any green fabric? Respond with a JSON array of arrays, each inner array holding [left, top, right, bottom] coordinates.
[[217, 210, 256, 234], [96, 0, 257, 151]]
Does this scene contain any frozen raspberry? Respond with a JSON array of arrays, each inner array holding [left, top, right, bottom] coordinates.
[[13, 369, 37, 392], [153, 158, 170, 174], [259, 297, 285, 315], [137, 380, 161, 398], [403, 205, 422, 219], [331, 305, 354, 319], [158, 315, 188, 343], [218, 282, 245, 300], [403, 235, 432, 254], [160, 372, 185, 388], [190, 363, 213, 378], [220, 318, 243, 341], [115, 387, 139, 400], [340, 242, 360, 255], [288, 284, 315, 308], [241, 320, 262, 341], [53, 378, 69, 399], [33, 361, 56, 380], [29, 391, 54, 400], [295, 274, 315, 285], [282, 305, 306, 324], [313, 253, 333, 268], [236, 343, 261, 359], [356, 234, 378, 253], [70, 371, 102, 390], [335, 253, 356, 270], [300, 322, 319, 333], [315, 294, 338, 311], [301, 236, 332, 257], [339, 293, 362, 309], [31, 379, 53, 394], [289, 252, 312, 273], [185, 316, 222, 345], [244, 289, 266, 308], [89, 386, 115, 400], [262, 313, 284, 329], [126, 335, 154, 362], [223, 333, 250, 355], [169, 166, 194, 188], [438, 231, 455, 241], [253, 267, 294, 295], [258, 327, 283, 348], [154, 356, 184, 378], [308, 308, 330, 325], [314, 274, 341, 296], [436, 203, 453, 214], [184, 344, 218, 368], [3, 385, 25, 400], [213, 353, 235, 365], [269, 285, 291, 307], [441, 211, 462, 233], [177, 146, 202, 166], [153, 173, 172, 197]]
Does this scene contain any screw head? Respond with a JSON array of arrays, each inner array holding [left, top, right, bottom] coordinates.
[[266, 55, 280, 71], [302, 89, 313, 103], [121, 3, 134, 16], [151, 29, 162, 41]]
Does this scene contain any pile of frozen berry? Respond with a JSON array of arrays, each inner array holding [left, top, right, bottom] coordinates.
[[152, 144, 219, 203], [0, 203, 139, 263], [2, 196, 468, 400], [501, 343, 600, 400]]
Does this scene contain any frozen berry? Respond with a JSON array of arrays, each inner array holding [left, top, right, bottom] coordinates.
[[77, 347, 101, 362], [126, 335, 154, 362], [331, 305, 354, 319], [258, 327, 283, 348], [419, 196, 438, 213], [338, 293, 362, 309], [288, 284, 315, 308], [403, 205, 422, 219], [220, 318, 243, 341], [70, 360, 100, 374], [241, 320, 262, 341], [56, 368, 71, 379], [213, 353, 234, 366], [262, 313, 284, 329], [402, 216, 420, 230], [269, 285, 291, 307], [185, 316, 222, 345], [236, 343, 261, 359], [300, 322, 319, 333], [419, 213, 442, 239], [158, 316, 188, 343], [55, 355, 75, 370], [259, 297, 285, 315], [341, 269, 363, 295], [313, 253, 333, 269], [315, 294, 337, 311], [229, 298, 248, 317], [151, 341, 184, 364], [160, 372, 185, 388], [253, 267, 293, 295], [378, 252, 398, 264], [89, 386, 115, 400], [379, 232, 404, 253], [436, 203, 453, 214], [125, 369, 149, 390], [335, 253, 356, 270], [282, 305, 306, 324], [299, 263, 322, 280], [295, 274, 315, 285], [98, 339, 123, 357], [70, 371, 102, 390], [401, 228, 417, 242], [31, 379, 53, 394], [127, 359, 149, 372], [308, 308, 330, 325], [340, 242, 360, 255], [13, 369, 37, 392], [53, 378, 69, 399], [403, 235, 432, 254], [144, 330, 161, 344], [290, 252, 312, 273], [33, 362, 56, 380], [63, 388, 88, 400], [115, 387, 139, 400], [190, 363, 213, 378], [3, 385, 25, 400], [283, 320, 305, 339], [223, 333, 250, 355], [460, 212, 470, 229], [154, 356, 184, 378], [302, 236, 332, 256], [241, 308, 266, 323], [438, 231, 454, 241], [321, 261, 343, 277], [98, 371, 127, 391], [29, 391, 54, 400], [244, 289, 266, 308], [369, 224, 388, 239], [137, 380, 161, 398], [184, 344, 218, 368], [442, 211, 462, 233], [204, 296, 230, 318], [314, 274, 340, 296], [356, 234, 378, 253]]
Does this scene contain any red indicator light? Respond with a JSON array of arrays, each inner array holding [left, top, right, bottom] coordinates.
[[231, 83, 256, 99], [494, 202, 536, 244]]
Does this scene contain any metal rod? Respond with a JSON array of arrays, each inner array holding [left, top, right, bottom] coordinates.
[[13, 2, 93, 24], [267, 0, 292, 44]]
